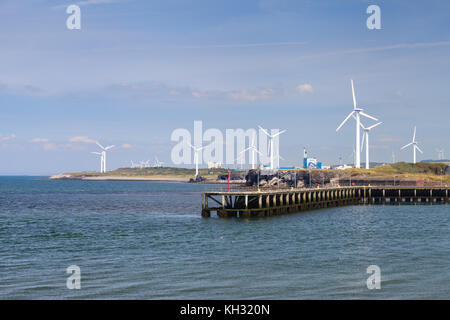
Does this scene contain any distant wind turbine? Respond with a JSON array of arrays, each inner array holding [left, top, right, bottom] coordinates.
[[153, 156, 164, 167], [187, 142, 212, 177], [258, 125, 286, 170], [436, 148, 445, 160], [336, 79, 378, 169], [400, 126, 423, 164], [238, 132, 263, 169], [360, 121, 382, 169], [95, 142, 114, 173]]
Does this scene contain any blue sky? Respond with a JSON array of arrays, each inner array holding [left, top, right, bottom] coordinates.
[[1, 0, 449, 174]]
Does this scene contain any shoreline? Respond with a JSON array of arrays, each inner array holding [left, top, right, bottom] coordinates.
[[48, 174, 245, 184]]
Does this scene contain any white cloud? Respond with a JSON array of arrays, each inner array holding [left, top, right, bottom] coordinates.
[[296, 83, 314, 94], [0, 133, 16, 141], [182, 41, 307, 49], [294, 41, 450, 61], [30, 138, 49, 143], [228, 88, 276, 101], [43, 143, 57, 151], [69, 136, 97, 144], [76, 0, 117, 5]]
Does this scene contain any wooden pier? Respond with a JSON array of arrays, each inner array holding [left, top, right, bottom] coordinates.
[[201, 186, 449, 218]]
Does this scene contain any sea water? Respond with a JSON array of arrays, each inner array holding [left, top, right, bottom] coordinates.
[[0, 176, 448, 299]]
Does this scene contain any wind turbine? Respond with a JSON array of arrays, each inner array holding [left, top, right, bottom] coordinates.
[[400, 126, 423, 164], [187, 142, 212, 177], [153, 156, 164, 167], [95, 142, 114, 173], [258, 125, 286, 170], [336, 79, 378, 168], [238, 133, 263, 169], [91, 152, 104, 172], [360, 121, 382, 169], [436, 148, 444, 160]]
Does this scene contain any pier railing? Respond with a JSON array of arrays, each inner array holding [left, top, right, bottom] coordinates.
[[201, 186, 449, 217]]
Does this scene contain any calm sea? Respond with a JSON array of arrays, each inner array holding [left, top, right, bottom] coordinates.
[[0, 176, 448, 299]]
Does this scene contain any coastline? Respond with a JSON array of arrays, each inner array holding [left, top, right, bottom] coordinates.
[[47, 173, 244, 184]]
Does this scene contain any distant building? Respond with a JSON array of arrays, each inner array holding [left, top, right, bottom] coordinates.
[[303, 147, 322, 169], [335, 164, 353, 170], [208, 161, 222, 169]]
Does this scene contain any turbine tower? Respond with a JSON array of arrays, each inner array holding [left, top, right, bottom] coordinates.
[[336, 79, 378, 168], [360, 122, 382, 169], [238, 132, 263, 169], [91, 152, 104, 172], [258, 125, 286, 170], [400, 126, 423, 164], [95, 142, 114, 173]]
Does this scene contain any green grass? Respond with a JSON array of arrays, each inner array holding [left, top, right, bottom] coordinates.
[[67, 167, 229, 178]]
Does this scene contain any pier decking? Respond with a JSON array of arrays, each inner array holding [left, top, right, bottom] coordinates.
[[201, 186, 449, 217]]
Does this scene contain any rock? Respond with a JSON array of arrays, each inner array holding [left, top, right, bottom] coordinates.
[[189, 175, 206, 183]]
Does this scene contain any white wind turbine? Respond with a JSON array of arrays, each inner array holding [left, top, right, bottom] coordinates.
[[238, 133, 263, 169], [436, 148, 444, 160], [153, 156, 164, 167], [360, 121, 382, 169], [336, 79, 378, 169], [258, 125, 286, 170], [95, 142, 114, 173], [187, 142, 212, 177], [400, 126, 423, 164]]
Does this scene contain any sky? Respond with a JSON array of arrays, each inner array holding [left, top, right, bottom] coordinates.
[[0, 0, 449, 175]]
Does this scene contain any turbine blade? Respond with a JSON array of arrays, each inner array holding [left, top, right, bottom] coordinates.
[[351, 79, 357, 109], [413, 126, 416, 142], [359, 122, 366, 130], [400, 142, 413, 150], [359, 111, 378, 121], [361, 133, 365, 152], [186, 141, 194, 149], [258, 125, 271, 137], [239, 147, 251, 154], [336, 111, 355, 132], [367, 122, 382, 130], [415, 145, 423, 154], [254, 148, 264, 156], [105, 145, 115, 150], [96, 141, 105, 150], [271, 129, 286, 138]]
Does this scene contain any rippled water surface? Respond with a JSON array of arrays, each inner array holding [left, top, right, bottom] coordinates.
[[0, 176, 448, 299]]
